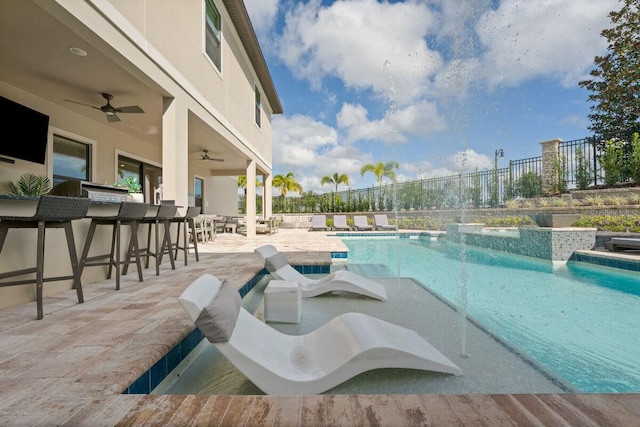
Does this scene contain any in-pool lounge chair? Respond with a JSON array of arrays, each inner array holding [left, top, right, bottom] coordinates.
[[374, 214, 397, 231], [332, 215, 351, 231], [353, 215, 373, 231], [310, 214, 329, 231], [255, 244, 387, 301], [178, 274, 463, 395]]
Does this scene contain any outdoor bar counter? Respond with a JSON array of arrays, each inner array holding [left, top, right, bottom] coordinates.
[[0, 196, 165, 312]]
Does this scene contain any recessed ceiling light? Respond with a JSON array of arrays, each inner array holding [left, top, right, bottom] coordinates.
[[69, 46, 87, 57]]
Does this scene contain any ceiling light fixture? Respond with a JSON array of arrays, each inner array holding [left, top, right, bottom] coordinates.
[[69, 46, 87, 57]]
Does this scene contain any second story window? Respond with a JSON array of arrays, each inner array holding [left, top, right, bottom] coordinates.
[[255, 86, 261, 128], [205, 0, 221, 71]]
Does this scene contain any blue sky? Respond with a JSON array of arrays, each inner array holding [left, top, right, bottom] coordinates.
[[243, 0, 619, 193]]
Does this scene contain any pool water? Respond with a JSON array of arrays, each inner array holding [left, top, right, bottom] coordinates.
[[342, 237, 640, 393]]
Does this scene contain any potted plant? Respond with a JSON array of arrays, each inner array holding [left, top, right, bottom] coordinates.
[[115, 176, 144, 202], [2, 173, 52, 197]]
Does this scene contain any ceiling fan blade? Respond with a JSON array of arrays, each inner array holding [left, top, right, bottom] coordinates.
[[106, 113, 121, 123], [63, 99, 101, 110], [207, 157, 224, 162], [116, 106, 144, 113]]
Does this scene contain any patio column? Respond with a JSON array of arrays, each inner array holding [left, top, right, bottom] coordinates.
[[161, 97, 189, 209], [264, 173, 272, 218], [245, 160, 256, 237]]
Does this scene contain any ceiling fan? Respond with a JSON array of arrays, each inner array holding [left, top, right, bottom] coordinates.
[[63, 92, 144, 123], [199, 149, 224, 162]]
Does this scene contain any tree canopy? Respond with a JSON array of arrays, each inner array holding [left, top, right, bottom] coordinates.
[[579, 0, 640, 145], [320, 173, 350, 194], [360, 161, 399, 186], [272, 172, 303, 197]]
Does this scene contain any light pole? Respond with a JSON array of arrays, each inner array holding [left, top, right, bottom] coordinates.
[[494, 148, 504, 169]]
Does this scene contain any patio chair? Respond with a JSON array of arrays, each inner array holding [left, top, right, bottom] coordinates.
[[374, 214, 397, 231], [310, 214, 329, 231], [332, 215, 351, 231], [353, 215, 373, 231], [178, 274, 462, 395], [255, 244, 387, 301]]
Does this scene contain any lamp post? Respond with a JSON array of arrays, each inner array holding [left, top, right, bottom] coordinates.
[[494, 148, 504, 169]]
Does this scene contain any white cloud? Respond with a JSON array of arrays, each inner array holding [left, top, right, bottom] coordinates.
[[337, 101, 448, 144], [475, 0, 617, 89], [277, 0, 441, 104], [272, 115, 338, 168], [242, 0, 279, 36]]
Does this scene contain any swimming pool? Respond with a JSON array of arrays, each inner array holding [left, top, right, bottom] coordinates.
[[342, 237, 640, 393]]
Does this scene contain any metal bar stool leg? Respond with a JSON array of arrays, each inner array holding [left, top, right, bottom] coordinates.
[[36, 221, 45, 320], [63, 221, 84, 303]]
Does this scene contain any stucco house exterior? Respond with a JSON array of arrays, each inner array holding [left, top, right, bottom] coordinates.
[[0, 0, 281, 308]]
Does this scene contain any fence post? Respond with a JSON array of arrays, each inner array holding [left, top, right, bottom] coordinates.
[[539, 138, 562, 194]]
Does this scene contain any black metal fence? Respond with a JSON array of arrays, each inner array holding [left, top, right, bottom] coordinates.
[[241, 137, 607, 213]]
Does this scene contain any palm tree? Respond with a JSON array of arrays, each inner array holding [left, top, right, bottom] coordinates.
[[237, 176, 262, 194], [321, 173, 349, 211], [359, 161, 399, 186], [272, 172, 303, 211], [360, 161, 399, 210]]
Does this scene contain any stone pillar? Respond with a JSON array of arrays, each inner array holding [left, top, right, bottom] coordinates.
[[539, 138, 562, 195]]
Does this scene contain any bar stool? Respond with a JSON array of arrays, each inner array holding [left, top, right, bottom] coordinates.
[[138, 204, 178, 276], [78, 202, 149, 290], [0, 195, 91, 319], [171, 206, 201, 265]]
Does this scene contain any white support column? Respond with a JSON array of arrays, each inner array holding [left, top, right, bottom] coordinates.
[[264, 173, 272, 218], [245, 160, 256, 237], [162, 97, 189, 210]]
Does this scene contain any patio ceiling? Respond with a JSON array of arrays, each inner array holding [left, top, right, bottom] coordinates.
[[0, 1, 249, 173]]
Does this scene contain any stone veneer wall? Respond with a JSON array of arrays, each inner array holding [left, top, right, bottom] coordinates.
[[446, 224, 596, 262]]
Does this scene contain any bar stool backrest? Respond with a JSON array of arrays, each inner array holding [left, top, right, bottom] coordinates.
[[185, 206, 201, 219], [117, 202, 149, 220], [154, 204, 178, 220], [31, 195, 91, 221]]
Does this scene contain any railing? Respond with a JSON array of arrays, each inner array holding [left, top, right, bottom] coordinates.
[[238, 137, 612, 213]]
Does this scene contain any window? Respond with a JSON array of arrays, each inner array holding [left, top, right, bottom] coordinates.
[[205, 0, 221, 71], [117, 155, 162, 204], [255, 86, 261, 128], [52, 134, 90, 186], [194, 177, 204, 208]]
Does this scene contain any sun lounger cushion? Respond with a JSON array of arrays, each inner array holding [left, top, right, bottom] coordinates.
[[195, 281, 241, 343], [264, 253, 290, 272]]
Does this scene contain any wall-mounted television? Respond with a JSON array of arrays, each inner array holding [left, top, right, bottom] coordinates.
[[0, 96, 49, 164]]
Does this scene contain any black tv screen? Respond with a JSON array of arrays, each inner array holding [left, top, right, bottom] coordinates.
[[0, 96, 49, 164]]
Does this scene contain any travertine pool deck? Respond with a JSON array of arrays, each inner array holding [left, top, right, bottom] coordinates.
[[0, 229, 639, 426]]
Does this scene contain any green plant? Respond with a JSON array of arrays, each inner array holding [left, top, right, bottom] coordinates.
[[515, 172, 543, 198], [115, 176, 142, 193], [575, 146, 593, 190], [600, 139, 623, 186], [3, 173, 52, 196], [551, 153, 568, 194], [629, 133, 640, 184], [584, 195, 605, 206]]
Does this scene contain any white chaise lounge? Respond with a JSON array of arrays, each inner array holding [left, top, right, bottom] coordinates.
[[178, 274, 463, 395], [332, 215, 352, 231], [374, 214, 397, 230], [310, 214, 329, 231], [353, 215, 373, 231], [255, 244, 387, 301]]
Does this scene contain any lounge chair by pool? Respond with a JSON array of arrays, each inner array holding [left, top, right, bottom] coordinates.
[[374, 214, 397, 231], [178, 274, 463, 395], [353, 215, 373, 231], [310, 214, 329, 231], [255, 244, 387, 301], [332, 215, 351, 231]]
